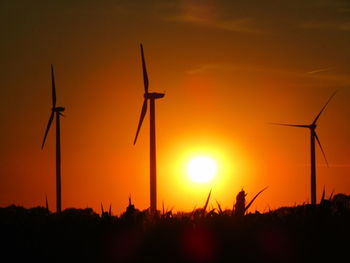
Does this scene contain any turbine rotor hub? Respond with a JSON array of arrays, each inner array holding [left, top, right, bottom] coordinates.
[[53, 107, 65, 112], [144, 92, 165, 99]]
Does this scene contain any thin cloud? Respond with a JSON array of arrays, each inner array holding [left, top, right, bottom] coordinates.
[[307, 67, 333, 75], [307, 72, 350, 86], [186, 63, 302, 76], [187, 63, 350, 87], [162, 1, 260, 33], [300, 21, 350, 31], [166, 14, 260, 33]]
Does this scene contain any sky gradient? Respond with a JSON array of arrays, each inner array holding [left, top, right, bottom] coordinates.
[[0, 0, 350, 214]]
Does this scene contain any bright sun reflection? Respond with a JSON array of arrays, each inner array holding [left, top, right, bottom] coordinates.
[[187, 156, 217, 183]]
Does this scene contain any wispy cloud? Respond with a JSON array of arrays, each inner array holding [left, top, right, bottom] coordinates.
[[308, 73, 350, 86], [167, 14, 260, 33], [186, 63, 302, 76], [307, 67, 333, 75], [187, 62, 350, 87], [162, 1, 350, 34], [300, 21, 350, 31], [163, 1, 260, 33]]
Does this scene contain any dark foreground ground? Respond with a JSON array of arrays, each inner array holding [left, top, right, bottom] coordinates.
[[1, 195, 350, 263]]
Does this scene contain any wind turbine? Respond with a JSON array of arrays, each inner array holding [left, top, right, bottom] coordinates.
[[271, 91, 337, 205], [133, 44, 165, 216], [41, 64, 65, 213]]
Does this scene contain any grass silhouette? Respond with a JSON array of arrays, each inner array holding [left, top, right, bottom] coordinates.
[[1, 192, 350, 262]]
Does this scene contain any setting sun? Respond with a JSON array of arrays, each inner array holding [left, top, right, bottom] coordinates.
[[187, 156, 217, 183]]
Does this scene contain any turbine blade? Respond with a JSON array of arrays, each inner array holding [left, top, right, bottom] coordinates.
[[315, 132, 329, 167], [140, 44, 149, 94], [133, 99, 148, 145], [269, 122, 310, 128], [312, 91, 337, 125], [41, 111, 54, 149], [51, 64, 56, 108]]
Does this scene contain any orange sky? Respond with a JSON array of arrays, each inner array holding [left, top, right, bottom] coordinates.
[[0, 0, 350, 214]]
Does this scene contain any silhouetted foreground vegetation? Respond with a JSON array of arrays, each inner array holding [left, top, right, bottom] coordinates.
[[1, 194, 350, 263]]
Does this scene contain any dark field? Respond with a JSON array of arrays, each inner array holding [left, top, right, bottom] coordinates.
[[1, 194, 350, 263]]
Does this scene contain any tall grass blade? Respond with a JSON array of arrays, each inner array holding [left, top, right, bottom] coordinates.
[[329, 189, 335, 201], [202, 189, 212, 217], [101, 203, 104, 215], [245, 186, 268, 213], [216, 199, 223, 214]]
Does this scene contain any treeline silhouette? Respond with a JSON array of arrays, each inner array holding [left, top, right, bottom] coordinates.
[[1, 193, 350, 263]]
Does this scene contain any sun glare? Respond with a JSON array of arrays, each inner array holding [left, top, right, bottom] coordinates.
[[187, 156, 217, 183]]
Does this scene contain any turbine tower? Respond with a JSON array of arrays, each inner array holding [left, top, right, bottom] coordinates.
[[271, 91, 337, 205], [133, 44, 165, 215], [41, 65, 65, 213]]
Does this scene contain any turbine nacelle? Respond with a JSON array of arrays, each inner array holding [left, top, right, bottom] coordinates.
[[310, 123, 316, 130], [145, 92, 165, 100], [53, 106, 65, 112]]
